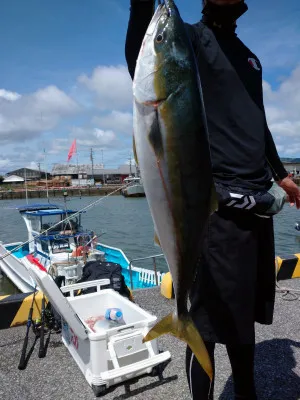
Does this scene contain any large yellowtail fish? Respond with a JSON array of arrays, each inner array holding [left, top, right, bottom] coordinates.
[[132, 0, 217, 380]]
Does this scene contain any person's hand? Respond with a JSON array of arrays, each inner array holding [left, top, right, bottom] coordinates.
[[278, 177, 300, 209]]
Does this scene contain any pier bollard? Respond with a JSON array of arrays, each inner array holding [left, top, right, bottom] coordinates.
[[0, 291, 46, 329], [161, 272, 174, 299]]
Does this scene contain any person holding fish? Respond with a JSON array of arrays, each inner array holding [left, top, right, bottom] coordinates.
[[125, 0, 300, 399]]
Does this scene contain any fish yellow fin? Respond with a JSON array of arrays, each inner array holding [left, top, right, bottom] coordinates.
[[133, 135, 139, 166], [210, 183, 218, 214], [154, 230, 161, 247], [143, 312, 213, 380]]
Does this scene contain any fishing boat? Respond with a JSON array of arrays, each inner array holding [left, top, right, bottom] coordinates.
[[122, 176, 145, 198], [0, 203, 165, 293]]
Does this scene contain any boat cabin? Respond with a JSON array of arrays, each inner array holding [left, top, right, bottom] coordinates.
[[18, 204, 93, 260]]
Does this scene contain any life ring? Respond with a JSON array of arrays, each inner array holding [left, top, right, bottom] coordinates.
[[72, 246, 85, 257]]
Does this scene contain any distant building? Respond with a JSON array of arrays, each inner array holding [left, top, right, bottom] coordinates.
[[5, 167, 50, 181], [2, 175, 24, 184], [51, 164, 137, 185]]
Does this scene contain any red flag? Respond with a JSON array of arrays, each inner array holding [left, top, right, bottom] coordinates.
[[67, 139, 76, 162]]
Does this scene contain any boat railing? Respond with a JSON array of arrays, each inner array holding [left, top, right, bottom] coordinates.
[[128, 254, 165, 290]]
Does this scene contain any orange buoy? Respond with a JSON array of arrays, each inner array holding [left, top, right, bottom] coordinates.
[[72, 246, 85, 257]]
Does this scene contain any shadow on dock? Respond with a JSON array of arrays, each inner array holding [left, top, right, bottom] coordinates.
[[220, 339, 300, 400], [99, 357, 178, 400]]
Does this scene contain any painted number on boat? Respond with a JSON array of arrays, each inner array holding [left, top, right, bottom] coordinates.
[[70, 327, 79, 350]]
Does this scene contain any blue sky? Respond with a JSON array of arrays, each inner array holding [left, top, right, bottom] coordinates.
[[0, 0, 300, 174]]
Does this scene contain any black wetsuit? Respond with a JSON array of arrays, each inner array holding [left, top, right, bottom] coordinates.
[[125, 2, 287, 399]]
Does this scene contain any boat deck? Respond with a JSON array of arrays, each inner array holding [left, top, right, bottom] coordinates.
[[0, 283, 300, 400]]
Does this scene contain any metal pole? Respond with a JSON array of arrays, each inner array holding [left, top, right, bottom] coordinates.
[[152, 257, 158, 286], [129, 261, 134, 291], [90, 148, 94, 185], [24, 168, 28, 204], [76, 152, 80, 188], [101, 149, 105, 185], [44, 149, 49, 201]]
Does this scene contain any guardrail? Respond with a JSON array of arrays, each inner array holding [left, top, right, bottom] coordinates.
[[128, 254, 165, 290]]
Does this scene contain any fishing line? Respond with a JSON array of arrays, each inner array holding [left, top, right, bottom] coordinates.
[[0, 183, 130, 262], [38, 294, 46, 358], [18, 285, 37, 370]]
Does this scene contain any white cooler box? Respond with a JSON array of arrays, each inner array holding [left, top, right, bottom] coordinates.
[[27, 264, 171, 398]]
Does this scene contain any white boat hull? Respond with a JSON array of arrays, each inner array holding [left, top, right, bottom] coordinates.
[[123, 184, 145, 198], [0, 242, 36, 292], [0, 241, 166, 293]]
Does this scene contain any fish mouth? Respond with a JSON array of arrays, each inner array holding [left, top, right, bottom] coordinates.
[[146, 3, 166, 36], [143, 99, 166, 108]]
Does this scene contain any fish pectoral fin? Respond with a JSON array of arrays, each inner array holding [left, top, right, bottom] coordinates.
[[143, 313, 213, 380]]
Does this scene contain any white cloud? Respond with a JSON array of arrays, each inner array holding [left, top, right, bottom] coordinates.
[[71, 127, 117, 148], [0, 158, 12, 170], [92, 111, 133, 136], [264, 65, 300, 156], [0, 85, 80, 143], [78, 65, 133, 111], [0, 89, 21, 102], [264, 66, 300, 135]]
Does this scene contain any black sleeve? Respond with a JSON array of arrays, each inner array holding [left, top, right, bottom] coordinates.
[[125, 0, 155, 80], [265, 124, 288, 181]]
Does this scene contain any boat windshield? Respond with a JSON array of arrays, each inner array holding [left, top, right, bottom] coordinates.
[[41, 213, 80, 233]]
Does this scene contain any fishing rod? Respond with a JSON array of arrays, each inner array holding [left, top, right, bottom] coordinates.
[[0, 183, 130, 262], [18, 286, 37, 370], [38, 294, 46, 358]]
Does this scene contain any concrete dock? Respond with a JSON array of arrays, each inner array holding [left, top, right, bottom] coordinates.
[[0, 283, 300, 400]]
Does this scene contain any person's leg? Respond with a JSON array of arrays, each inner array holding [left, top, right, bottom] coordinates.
[[186, 342, 216, 399], [226, 343, 257, 400]]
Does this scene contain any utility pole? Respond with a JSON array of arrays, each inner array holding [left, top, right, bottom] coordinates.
[[44, 149, 49, 200], [90, 148, 95, 185], [101, 149, 105, 185], [37, 162, 41, 179]]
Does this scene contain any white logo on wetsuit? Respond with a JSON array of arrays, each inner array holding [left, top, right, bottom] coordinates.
[[248, 57, 261, 71], [226, 193, 256, 210]]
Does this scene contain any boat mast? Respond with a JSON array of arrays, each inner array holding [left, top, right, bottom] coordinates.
[[129, 156, 132, 177]]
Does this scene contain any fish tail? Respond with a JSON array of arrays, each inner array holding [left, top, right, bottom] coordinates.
[[143, 312, 213, 380]]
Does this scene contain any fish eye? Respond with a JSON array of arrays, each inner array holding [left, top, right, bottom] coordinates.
[[156, 33, 164, 43]]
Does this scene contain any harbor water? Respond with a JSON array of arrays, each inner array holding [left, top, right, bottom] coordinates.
[[1, 195, 300, 295]]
